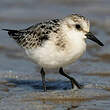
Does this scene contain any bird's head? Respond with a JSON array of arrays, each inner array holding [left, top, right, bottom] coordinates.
[[63, 14, 104, 46]]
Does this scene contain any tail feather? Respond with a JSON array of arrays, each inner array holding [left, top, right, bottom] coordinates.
[[2, 29, 31, 48], [2, 29, 21, 36]]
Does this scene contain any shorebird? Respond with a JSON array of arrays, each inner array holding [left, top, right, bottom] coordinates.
[[2, 14, 104, 91]]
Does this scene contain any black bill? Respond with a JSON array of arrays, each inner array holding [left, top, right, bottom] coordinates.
[[85, 32, 104, 46]]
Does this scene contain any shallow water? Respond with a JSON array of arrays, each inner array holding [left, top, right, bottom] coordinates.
[[0, 0, 110, 110]]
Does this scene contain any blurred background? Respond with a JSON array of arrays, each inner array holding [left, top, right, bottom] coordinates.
[[0, 0, 110, 110]]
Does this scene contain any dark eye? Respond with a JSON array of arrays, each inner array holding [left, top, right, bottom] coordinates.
[[75, 24, 81, 30]]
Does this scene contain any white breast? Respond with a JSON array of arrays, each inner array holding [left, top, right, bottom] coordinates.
[[25, 30, 86, 69]]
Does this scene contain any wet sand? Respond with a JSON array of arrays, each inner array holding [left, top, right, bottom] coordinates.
[[0, 0, 110, 110]]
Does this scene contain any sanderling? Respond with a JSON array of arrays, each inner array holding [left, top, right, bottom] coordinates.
[[3, 14, 104, 91]]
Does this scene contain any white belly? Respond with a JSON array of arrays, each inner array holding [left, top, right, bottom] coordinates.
[[25, 40, 86, 69]]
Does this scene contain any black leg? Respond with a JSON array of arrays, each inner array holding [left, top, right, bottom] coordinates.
[[40, 67, 46, 92], [59, 67, 81, 89]]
